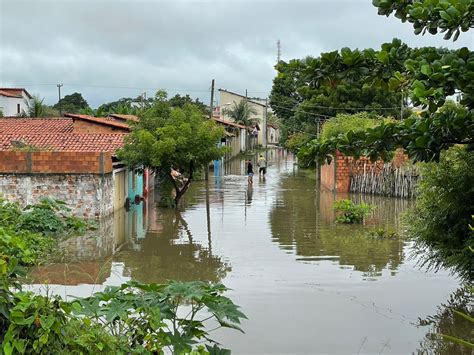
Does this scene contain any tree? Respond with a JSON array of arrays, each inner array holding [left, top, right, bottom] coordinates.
[[54, 92, 89, 113], [168, 93, 207, 112], [373, 0, 474, 40], [223, 100, 258, 126], [297, 39, 473, 165], [270, 51, 404, 145], [118, 102, 227, 206]]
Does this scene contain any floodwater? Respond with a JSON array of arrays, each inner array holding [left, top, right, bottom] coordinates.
[[27, 150, 471, 354]]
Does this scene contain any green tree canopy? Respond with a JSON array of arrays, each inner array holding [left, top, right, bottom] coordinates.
[[296, 38, 473, 165], [270, 51, 405, 144], [373, 0, 473, 40], [118, 102, 226, 206], [54, 92, 89, 114]]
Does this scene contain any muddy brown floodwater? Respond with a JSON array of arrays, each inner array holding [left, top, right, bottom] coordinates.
[[28, 149, 471, 354]]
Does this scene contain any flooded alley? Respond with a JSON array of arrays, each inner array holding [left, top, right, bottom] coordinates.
[[28, 150, 466, 354]]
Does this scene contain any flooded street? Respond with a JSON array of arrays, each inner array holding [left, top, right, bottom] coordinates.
[[28, 150, 465, 354]]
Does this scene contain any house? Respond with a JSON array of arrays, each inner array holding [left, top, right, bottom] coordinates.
[[0, 88, 33, 116], [212, 117, 247, 159], [219, 89, 267, 146], [0, 116, 149, 219]]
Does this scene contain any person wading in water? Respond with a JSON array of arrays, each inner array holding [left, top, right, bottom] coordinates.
[[247, 160, 254, 185]]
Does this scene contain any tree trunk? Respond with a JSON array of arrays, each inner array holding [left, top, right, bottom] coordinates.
[[172, 160, 194, 207]]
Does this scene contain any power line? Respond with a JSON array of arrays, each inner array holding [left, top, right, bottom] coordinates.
[[7, 83, 212, 93], [270, 104, 335, 119], [294, 103, 400, 111]]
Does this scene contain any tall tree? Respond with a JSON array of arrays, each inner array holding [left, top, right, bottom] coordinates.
[[118, 102, 226, 206], [54, 92, 89, 114]]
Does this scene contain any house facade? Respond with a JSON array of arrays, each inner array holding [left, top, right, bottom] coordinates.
[[0, 116, 149, 219], [0, 88, 33, 116], [219, 89, 266, 146]]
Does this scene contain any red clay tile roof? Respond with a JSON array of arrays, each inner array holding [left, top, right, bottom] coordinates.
[[64, 113, 131, 131], [0, 133, 125, 153], [0, 118, 73, 135], [108, 114, 139, 122], [212, 117, 246, 129], [0, 88, 32, 99]]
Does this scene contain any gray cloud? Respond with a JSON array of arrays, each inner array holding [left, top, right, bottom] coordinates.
[[1, 0, 472, 108]]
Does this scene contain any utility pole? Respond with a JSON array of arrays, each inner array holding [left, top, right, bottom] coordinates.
[[263, 98, 268, 149], [277, 40, 281, 63], [142, 92, 147, 109], [57, 83, 63, 116], [205, 79, 215, 181], [209, 79, 215, 119]]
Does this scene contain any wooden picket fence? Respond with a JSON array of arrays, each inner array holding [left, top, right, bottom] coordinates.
[[350, 162, 419, 198]]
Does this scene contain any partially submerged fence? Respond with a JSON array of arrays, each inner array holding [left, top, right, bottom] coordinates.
[[350, 162, 418, 198]]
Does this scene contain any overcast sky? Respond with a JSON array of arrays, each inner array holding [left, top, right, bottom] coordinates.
[[1, 0, 472, 108]]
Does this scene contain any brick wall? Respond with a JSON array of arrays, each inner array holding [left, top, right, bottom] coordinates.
[[320, 149, 409, 193], [73, 119, 125, 134], [0, 151, 112, 174], [0, 173, 115, 219]]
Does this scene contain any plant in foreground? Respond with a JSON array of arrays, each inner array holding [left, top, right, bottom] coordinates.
[[333, 199, 375, 224]]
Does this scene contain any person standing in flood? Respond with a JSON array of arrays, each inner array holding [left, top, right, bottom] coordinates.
[[247, 160, 254, 185], [257, 154, 267, 177]]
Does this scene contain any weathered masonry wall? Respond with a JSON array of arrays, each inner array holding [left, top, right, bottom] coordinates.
[[0, 151, 115, 218], [0, 173, 114, 219]]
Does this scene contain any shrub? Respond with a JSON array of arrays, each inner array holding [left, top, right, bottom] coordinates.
[[406, 146, 474, 280], [333, 199, 375, 224], [320, 112, 388, 141]]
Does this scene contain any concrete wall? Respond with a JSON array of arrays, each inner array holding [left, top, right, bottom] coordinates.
[[0, 173, 114, 219]]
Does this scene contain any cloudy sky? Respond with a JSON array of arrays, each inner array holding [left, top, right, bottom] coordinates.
[[1, 0, 472, 108]]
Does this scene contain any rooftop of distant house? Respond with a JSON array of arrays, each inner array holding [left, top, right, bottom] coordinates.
[[0, 88, 33, 99], [108, 113, 139, 122], [0, 117, 126, 153], [64, 113, 132, 131], [218, 89, 266, 107]]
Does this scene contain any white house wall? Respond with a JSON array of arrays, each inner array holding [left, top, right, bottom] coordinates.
[[0, 93, 31, 116]]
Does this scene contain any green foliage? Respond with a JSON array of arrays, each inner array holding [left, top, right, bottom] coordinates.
[[270, 53, 403, 145], [118, 100, 227, 206], [54, 92, 89, 114], [333, 199, 375, 224], [319, 112, 389, 141], [15, 198, 91, 236], [406, 146, 474, 280], [284, 132, 312, 152], [1, 280, 245, 354], [0, 201, 245, 353], [373, 0, 474, 40], [223, 100, 258, 127], [417, 286, 473, 353]]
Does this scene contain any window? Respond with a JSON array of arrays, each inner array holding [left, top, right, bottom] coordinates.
[[17, 104, 20, 114]]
